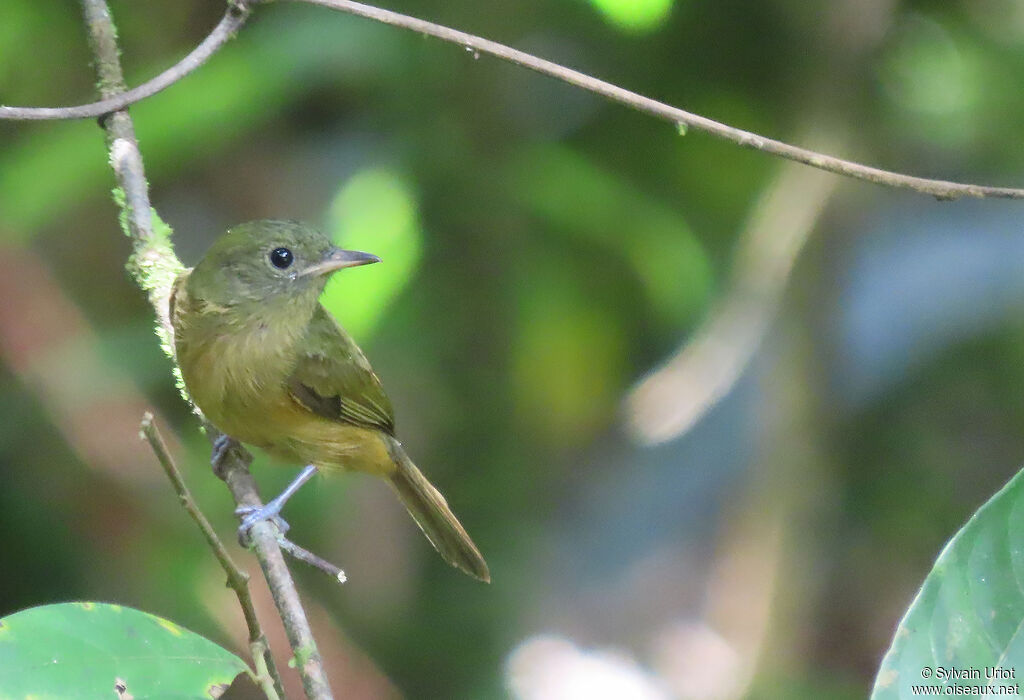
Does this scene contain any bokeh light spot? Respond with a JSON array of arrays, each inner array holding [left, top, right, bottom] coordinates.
[[588, 0, 674, 32], [322, 168, 423, 340]]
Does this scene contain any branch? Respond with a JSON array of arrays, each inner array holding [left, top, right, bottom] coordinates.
[[211, 436, 334, 699], [80, 1, 334, 698], [303, 0, 1024, 201], [140, 414, 285, 700], [0, 3, 251, 121], [6, 0, 1024, 200]]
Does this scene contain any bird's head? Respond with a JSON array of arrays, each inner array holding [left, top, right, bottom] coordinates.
[[188, 220, 380, 307]]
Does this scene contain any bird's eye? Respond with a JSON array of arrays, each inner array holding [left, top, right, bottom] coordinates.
[[269, 247, 294, 269]]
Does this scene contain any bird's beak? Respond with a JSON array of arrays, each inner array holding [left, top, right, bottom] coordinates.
[[302, 247, 381, 277]]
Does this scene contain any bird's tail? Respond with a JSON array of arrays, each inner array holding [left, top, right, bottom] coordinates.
[[385, 439, 490, 582]]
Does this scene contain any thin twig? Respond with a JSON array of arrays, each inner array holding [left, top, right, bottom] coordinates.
[[140, 413, 284, 700], [302, 0, 1022, 201], [277, 537, 348, 584], [80, 1, 334, 697], [7, 0, 1023, 200], [0, 3, 251, 121]]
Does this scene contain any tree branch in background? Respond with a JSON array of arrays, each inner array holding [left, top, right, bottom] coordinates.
[[2, 0, 1021, 200], [300, 0, 1024, 201], [627, 125, 844, 445], [140, 414, 285, 700], [80, 0, 334, 697]]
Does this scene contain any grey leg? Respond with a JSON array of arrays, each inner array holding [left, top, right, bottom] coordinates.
[[236, 464, 319, 541]]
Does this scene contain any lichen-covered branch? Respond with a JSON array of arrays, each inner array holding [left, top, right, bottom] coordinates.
[[79, 1, 333, 697]]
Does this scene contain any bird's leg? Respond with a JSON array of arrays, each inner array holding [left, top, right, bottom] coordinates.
[[236, 464, 319, 543]]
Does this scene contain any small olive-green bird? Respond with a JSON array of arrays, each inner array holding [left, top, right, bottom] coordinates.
[[170, 220, 489, 582]]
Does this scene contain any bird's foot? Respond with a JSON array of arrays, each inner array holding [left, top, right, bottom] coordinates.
[[210, 434, 235, 476], [235, 464, 318, 545], [236, 500, 291, 545]]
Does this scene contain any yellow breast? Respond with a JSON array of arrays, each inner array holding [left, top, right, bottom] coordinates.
[[170, 273, 393, 475], [171, 273, 306, 447]]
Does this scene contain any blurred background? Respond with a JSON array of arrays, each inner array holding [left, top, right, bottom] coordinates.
[[2, 0, 1024, 697]]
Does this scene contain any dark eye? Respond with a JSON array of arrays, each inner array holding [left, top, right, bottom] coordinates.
[[269, 247, 294, 269]]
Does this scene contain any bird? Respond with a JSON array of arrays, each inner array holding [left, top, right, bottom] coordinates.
[[169, 219, 489, 582]]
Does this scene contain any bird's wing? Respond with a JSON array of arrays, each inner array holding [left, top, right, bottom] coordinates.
[[286, 304, 396, 435]]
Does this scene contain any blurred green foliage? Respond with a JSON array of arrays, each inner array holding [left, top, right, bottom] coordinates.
[[587, 0, 676, 33], [324, 168, 423, 339], [2, 0, 1024, 698]]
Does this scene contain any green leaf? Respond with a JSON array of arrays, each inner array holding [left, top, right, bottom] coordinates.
[[0, 602, 249, 699], [872, 467, 1024, 698]]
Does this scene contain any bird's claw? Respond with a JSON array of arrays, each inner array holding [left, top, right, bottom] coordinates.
[[236, 502, 291, 545], [211, 434, 234, 472]]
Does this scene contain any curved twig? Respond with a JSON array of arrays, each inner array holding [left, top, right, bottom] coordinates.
[[0, 3, 250, 121], [301, 0, 1024, 201], [2, 0, 1022, 200]]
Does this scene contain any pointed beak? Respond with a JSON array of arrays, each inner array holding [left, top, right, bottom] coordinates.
[[302, 247, 381, 277]]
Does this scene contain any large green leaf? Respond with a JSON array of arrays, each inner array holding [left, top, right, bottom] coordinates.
[[872, 467, 1024, 698], [0, 602, 249, 699]]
